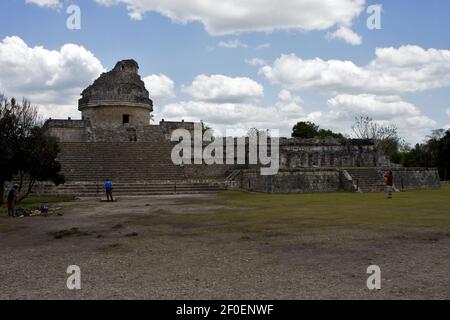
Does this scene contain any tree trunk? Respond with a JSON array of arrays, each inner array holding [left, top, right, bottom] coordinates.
[[17, 179, 35, 203], [0, 180, 4, 206]]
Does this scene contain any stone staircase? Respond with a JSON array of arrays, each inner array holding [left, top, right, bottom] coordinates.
[[42, 140, 228, 196], [46, 129, 226, 195], [58, 141, 185, 182], [345, 168, 386, 192]]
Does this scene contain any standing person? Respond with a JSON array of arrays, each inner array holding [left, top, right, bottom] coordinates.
[[384, 170, 394, 199], [7, 185, 19, 217], [104, 179, 114, 202]]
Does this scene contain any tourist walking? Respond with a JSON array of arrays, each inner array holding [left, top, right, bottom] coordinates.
[[7, 185, 19, 217], [104, 179, 114, 201], [384, 170, 394, 199]]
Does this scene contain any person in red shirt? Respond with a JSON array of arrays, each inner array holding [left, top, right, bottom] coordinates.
[[384, 171, 394, 199]]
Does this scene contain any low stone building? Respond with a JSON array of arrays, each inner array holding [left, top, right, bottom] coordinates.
[[41, 59, 440, 196]]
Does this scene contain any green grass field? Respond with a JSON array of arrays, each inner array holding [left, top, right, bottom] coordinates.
[[153, 183, 450, 232]]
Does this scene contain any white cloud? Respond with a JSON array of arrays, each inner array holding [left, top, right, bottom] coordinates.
[[158, 90, 304, 136], [25, 0, 60, 7], [218, 39, 248, 49], [319, 94, 436, 143], [260, 45, 450, 95], [95, 0, 365, 36], [326, 26, 362, 46], [142, 74, 175, 102], [158, 87, 435, 143], [328, 94, 420, 118], [245, 58, 266, 66], [0, 36, 104, 119], [446, 108, 450, 117], [39, 104, 83, 120], [182, 74, 264, 103]]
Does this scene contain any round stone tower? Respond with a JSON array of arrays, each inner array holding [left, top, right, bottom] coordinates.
[[78, 59, 153, 127]]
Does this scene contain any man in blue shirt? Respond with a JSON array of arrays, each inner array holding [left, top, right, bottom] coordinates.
[[104, 179, 114, 201]]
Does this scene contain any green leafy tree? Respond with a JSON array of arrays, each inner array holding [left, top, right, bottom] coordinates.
[[15, 127, 65, 201], [0, 95, 64, 204], [0, 96, 37, 205], [292, 121, 319, 138], [317, 129, 345, 139], [437, 130, 450, 180], [399, 129, 450, 180], [292, 121, 344, 139]]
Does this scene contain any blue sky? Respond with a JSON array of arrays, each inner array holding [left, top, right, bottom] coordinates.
[[1, 0, 450, 143]]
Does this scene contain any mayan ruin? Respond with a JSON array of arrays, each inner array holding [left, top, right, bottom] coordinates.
[[40, 59, 440, 196]]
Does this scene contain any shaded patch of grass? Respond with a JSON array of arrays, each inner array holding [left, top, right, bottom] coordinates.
[[1, 195, 75, 215], [49, 227, 91, 239], [20, 195, 75, 205]]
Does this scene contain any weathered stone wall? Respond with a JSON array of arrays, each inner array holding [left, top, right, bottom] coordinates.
[[238, 168, 441, 194], [159, 120, 196, 140], [82, 105, 150, 127], [44, 119, 89, 142], [391, 168, 441, 191], [279, 138, 390, 169], [240, 169, 341, 193]]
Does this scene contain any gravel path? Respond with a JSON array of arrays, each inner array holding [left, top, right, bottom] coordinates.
[[0, 194, 449, 300]]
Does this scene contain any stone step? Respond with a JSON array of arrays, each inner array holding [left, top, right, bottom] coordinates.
[[58, 141, 185, 182], [345, 168, 387, 192]]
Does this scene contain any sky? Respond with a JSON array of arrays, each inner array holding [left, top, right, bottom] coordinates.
[[1, 0, 450, 143]]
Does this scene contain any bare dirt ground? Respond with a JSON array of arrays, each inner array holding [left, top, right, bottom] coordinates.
[[0, 193, 449, 300]]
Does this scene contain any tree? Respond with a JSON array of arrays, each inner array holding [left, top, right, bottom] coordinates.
[[292, 121, 319, 138], [0, 95, 64, 204], [15, 127, 65, 201], [351, 115, 405, 163], [202, 122, 214, 136], [351, 115, 398, 141], [0, 96, 38, 205], [396, 128, 450, 180], [292, 121, 343, 139], [437, 130, 450, 180], [317, 128, 345, 139]]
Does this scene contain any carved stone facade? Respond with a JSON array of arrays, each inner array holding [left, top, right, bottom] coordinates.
[[279, 137, 390, 169]]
